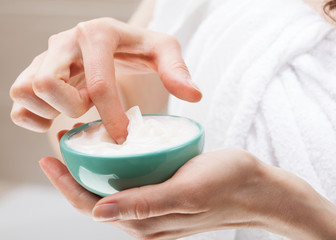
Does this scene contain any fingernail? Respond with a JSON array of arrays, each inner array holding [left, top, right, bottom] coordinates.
[[93, 203, 119, 222], [116, 136, 126, 145], [177, 72, 202, 93], [189, 80, 201, 92]]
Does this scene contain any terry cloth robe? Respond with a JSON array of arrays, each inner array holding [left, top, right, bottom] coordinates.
[[148, 0, 336, 239]]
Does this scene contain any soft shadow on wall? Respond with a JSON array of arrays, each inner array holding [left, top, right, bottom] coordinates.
[[0, 0, 140, 185]]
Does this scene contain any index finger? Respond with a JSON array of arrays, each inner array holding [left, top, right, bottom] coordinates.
[[79, 29, 129, 144]]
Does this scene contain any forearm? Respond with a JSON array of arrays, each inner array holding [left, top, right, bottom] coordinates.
[[257, 164, 336, 239]]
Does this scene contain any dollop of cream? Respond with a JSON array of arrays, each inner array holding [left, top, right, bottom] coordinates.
[[66, 106, 200, 156]]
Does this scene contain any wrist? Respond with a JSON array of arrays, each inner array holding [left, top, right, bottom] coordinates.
[[256, 164, 336, 240]]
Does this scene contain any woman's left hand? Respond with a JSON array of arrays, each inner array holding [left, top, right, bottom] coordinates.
[[40, 130, 336, 240]]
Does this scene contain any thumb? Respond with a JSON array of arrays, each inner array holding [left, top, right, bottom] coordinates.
[[92, 183, 187, 222], [154, 36, 202, 103]]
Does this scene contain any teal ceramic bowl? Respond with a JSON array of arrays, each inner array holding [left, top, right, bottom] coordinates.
[[60, 115, 204, 197]]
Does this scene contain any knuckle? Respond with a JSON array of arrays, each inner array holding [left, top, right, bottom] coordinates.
[[76, 21, 88, 35], [227, 149, 260, 171], [48, 33, 60, 46], [167, 35, 180, 47], [87, 75, 108, 96], [150, 34, 180, 57], [32, 54, 42, 64], [158, 33, 178, 45], [77, 21, 105, 41], [158, 34, 180, 49], [133, 197, 151, 220], [118, 194, 151, 221], [76, 22, 91, 43], [170, 61, 188, 73], [176, 182, 208, 213], [32, 73, 55, 94], [77, 19, 117, 44], [48, 30, 77, 51], [185, 194, 207, 212]]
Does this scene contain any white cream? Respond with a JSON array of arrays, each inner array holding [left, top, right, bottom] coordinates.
[[66, 106, 200, 156]]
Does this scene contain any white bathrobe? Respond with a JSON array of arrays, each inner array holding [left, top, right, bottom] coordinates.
[[148, 0, 336, 239]]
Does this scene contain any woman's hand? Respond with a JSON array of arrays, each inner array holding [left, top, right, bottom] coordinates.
[[39, 130, 336, 240], [41, 148, 265, 239], [9, 18, 202, 143]]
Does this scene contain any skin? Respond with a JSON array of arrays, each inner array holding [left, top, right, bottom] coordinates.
[[9, 17, 202, 144], [40, 128, 336, 240], [10, 0, 336, 239]]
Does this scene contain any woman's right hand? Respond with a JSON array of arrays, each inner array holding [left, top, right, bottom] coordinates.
[[9, 17, 202, 143]]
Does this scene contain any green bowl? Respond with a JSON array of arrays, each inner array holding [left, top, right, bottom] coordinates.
[[60, 115, 204, 197]]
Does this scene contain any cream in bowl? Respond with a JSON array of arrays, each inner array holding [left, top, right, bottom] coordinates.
[[60, 106, 204, 197], [66, 106, 200, 156]]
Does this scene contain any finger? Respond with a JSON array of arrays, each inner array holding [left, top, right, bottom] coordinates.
[[92, 181, 200, 222], [10, 52, 60, 119], [11, 102, 53, 132], [73, 122, 84, 128], [32, 31, 91, 118], [56, 123, 84, 141], [153, 35, 202, 103], [57, 130, 69, 142], [39, 157, 101, 216], [79, 27, 128, 144], [115, 32, 202, 103]]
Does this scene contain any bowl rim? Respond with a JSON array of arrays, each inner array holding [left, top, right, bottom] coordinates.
[[60, 114, 204, 159]]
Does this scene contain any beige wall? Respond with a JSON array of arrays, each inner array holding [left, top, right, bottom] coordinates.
[[0, 0, 140, 184]]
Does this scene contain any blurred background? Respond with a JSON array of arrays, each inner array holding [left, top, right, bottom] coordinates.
[[0, 0, 140, 239]]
